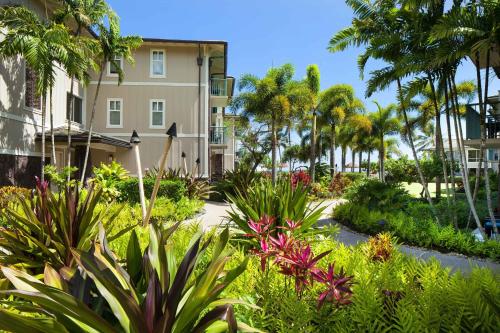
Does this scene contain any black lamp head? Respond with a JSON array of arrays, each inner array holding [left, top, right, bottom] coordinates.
[[181, 151, 186, 158], [196, 158, 200, 164], [166, 122, 177, 137], [130, 130, 141, 144]]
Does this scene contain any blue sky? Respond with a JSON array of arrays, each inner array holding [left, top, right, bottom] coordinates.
[[107, 0, 499, 162]]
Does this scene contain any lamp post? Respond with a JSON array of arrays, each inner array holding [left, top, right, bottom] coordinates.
[[130, 130, 146, 219], [181, 151, 188, 176]]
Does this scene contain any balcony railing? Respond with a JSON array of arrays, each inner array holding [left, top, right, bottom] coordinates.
[[210, 78, 228, 96], [210, 126, 227, 145]]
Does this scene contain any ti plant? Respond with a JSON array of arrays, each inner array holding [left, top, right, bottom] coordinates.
[[0, 223, 258, 333], [0, 178, 120, 272]]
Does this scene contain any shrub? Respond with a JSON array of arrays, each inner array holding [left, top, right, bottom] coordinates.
[[341, 172, 366, 183], [0, 186, 31, 210], [343, 177, 411, 211], [0, 225, 255, 332], [90, 161, 129, 201], [333, 202, 500, 260], [211, 164, 261, 201], [310, 182, 331, 198], [364, 232, 394, 262], [291, 170, 311, 188], [227, 178, 325, 243], [226, 238, 500, 332], [329, 173, 353, 197], [116, 177, 186, 203], [385, 156, 416, 183]]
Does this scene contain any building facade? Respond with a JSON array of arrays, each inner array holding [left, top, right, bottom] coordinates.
[[0, 0, 237, 186]]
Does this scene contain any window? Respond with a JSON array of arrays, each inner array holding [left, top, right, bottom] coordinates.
[[66, 93, 83, 124], [24, 65, 41, 110], [107, 98, 123, 128], [108, 55, 123, 76], [150, 49, 165, 77], [468, 149, 480, 162], [150, 99, 165, 128]]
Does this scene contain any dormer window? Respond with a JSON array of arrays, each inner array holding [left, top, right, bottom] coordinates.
[[150, 49, 165, 78]]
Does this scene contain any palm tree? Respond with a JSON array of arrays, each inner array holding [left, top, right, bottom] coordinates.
[[232, 64, 296, 185], [369, 102, 400, 182], [318, 84, 363, 175], [79, 12, 142, 185], [0, 7, 86, 181], [54, 0, 108, 178], [304, 65, 321, 182]]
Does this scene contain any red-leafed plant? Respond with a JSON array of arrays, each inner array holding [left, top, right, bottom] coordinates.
[[245, 215, 353, 308], [291, 171, 311, 189], [365, 232, 394, 262]]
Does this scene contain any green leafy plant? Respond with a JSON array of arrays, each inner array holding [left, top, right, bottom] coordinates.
[[0, 179, 122, 272], [227, 179, 325, 242], [212, 164, 262, 201], [364, 232, 395, 262], [116, 178, 186, 203], [0, 224, 258, 332], [328, 173, 353, 197], [91, 161, 129, 202], [344, 177, 411, 211], [0, 186, 31, 210], [44, 165, 79, 190]]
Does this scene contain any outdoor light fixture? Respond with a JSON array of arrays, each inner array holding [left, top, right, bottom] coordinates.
[[130, 130, 146, 219], [144, 122, 177, 226], [181, 151, 188, 176]]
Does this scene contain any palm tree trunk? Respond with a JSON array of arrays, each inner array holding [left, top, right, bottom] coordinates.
[[478, 50, 497, 235], [428, 74, 450, 211], [318, 131, 322, 164], [449, 74, 485, 239], [341, 147, 346, 172], [271, 114, 277, 185], [288, 123, 292, 174], [330, 124, 336, 176], [397, 78, 434, 207], [49, 87, 56, 165], [380, 136, 385, 182], [310, 110, 317, 182], [444, 81, 458, 228], [358, 151, 362, 173], [80, 61, 105, 187], [41, 95, 46, 182], [351, 149, 355, 172], [367, 151, 371, 177]]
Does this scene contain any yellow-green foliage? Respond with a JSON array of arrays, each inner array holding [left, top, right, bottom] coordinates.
[[104, 197, 204, 258], [0, 186, 31, 210], [225, 237, 500, 332]]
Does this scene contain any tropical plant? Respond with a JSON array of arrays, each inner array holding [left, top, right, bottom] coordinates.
[[369, 102, 401, 182], [364, 232, 394, 262], [79, 11, 142, 184], [0, 178, 120, 272], [91, 161, 129, 201], [227, 178, 325, 242], [0, 224, 255, 332], [232, 64, 297, 184], [0, 6, 92, 180]]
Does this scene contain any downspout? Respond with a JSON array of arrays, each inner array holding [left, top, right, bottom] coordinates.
[[197, 44, 203, 178]]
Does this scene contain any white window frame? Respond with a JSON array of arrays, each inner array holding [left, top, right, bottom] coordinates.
[[107, 55, 123, 77], [107, 98, 123, 128], [149, 99, 166, 129], [150, 49, 166, 78]]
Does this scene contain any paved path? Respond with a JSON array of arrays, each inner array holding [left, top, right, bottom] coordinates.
[[193, 200, 500, 274]]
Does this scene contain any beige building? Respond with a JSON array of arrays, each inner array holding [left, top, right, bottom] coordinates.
[[0, 0, 237, 186]]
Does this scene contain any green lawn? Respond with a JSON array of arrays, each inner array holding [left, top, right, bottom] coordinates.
[[403, 182, 438, 198]]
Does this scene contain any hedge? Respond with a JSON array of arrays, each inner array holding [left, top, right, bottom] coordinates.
[[116, 178, 186, 203]]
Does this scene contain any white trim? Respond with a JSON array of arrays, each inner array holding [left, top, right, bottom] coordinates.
[[204, 54, 209, 177], [107, 55, 123, 77], [149, 99, 166, 129], [99, 132, 207, 138], [150, 49, 166, 78], [89, 81, 207, 87], [106, 98, 123, 128], [0, 110, 41, 127], [0, 148, 41, 157]]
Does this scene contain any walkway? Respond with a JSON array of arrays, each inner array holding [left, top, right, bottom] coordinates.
[[194, 200, 500, 274]]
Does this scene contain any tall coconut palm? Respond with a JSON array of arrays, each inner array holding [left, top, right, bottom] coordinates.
[[369, 102, 400, 182], [303, 65, 321, 182], [232, 64, 296, 185], [0, 7, 86, 181], [79, 12, 142, 185]]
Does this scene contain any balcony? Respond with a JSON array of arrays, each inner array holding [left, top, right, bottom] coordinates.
[[209, 126, 227, 146], [210, 78, 232, 107]]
